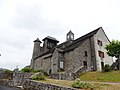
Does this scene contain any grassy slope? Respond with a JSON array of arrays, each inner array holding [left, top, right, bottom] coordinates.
[[38, 79, 120, 90], [33, 71, 120, 90], [80, 71, 120, 82]]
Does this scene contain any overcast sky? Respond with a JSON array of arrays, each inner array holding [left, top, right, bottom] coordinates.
[[0, 0, 120, 70]]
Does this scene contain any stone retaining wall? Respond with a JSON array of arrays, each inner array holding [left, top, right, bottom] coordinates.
[[13, 72, 33, 86], [0, 79, 14, 87], [0, 72, 33, 87], [23, 79, 79, 90], [50, 73, 75, 80], [0, 70, 13, 80]]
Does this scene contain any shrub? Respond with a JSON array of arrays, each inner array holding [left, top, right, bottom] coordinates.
[[32, 75, 45, 80], [102, 64, 111, 72], [32, 69, 44, 73], [21, 67, 32, 72], [32, 69, 48, 76], [72, 80, 93, 89], [5, 69, 13, 73]]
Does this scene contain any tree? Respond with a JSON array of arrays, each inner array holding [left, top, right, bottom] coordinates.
[[105, 40, 120, 69], [105, 40, 120, 58]]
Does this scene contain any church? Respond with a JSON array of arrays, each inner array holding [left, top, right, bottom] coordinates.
[[30, 27, 113, 75]]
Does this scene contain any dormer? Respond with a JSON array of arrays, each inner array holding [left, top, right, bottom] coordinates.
[[66, 30, 74, 41]]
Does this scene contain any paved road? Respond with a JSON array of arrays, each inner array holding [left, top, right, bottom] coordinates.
[[0, 85, 21, 90]]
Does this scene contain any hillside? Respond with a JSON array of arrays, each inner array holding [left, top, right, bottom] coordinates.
[[80, 71, 120, 82]]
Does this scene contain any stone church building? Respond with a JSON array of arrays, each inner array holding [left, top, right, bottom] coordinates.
[[30, 27, 113, 75]]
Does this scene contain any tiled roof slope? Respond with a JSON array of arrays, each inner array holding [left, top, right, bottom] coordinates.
[[35, 27, 101, 59], [64, 27, 100, 52]]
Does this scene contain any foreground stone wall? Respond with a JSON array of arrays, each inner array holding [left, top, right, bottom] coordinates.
[[0, 70, 13, 80], [0, 79, 14, 87], [23, 79, 79, 90], [13, 72, 33, 86], [0, 72, 33, 87]]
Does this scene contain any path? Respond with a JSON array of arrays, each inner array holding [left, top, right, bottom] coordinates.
[[81, 81, 120, 85]]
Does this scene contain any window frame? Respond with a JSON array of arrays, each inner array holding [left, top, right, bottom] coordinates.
[[98, 50, 104, 58], [97, 39, 103, 46]]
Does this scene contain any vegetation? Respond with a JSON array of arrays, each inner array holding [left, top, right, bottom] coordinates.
[[20, 66, 48, 76], [102, 64, 111, 72], [105, 40, 120, 59], [40, 78, 120, 90], [32, 75, 45, 80], [4, 69, 13, 73], [72, 80, 93, 89], [21, 67, 32, 72], [0, 69, 13, 80], [32, 69, 48, 76], [80, 71, 120, 82]]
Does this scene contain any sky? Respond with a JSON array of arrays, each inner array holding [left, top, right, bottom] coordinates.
[[0, 0, 120, 70]]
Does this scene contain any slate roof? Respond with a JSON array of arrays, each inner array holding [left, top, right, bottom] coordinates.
[[34, 38, 42, 43], [67, 30, 74, 35], [35, 27, 101, 59], [64, 27, 100, 52], [42, 36, 59, 43]]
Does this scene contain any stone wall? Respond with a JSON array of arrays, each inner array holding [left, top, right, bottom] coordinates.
[[0, 72, 33, 88], [13, 72, 33, 86], [0, 79, 14, 87], [23, 79, 79, 90], [94, 28, 113, 71], [50, 72, 75, 80], [64, 38, 92, 72], [0, 70, 13, 80], [50, 66, 88, 80], [34, 53, 52, 74]]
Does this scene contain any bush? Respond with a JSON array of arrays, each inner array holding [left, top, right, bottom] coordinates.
[[102, 64, 111, 72], [32, 69, 44, 73], [32, 69, 48, 76], [72, 80, 93, 89], [32, 75, 45, 80], [21, 67, 32, 72], [5, 69, 13, 73]]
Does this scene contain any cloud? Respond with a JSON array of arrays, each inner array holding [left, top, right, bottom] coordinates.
[[11, 1, 63, 33], [0, 0, 120, 70]]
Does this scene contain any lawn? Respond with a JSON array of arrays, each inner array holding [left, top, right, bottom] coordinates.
[[33, 71, 120, 90], [38, 78, 120, 90], [80, 70, 120, 82]]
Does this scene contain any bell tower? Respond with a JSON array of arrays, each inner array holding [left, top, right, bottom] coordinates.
[[30, 38, 41, 69], [43, 36, 59, 52], [66, 30, 74, 41]]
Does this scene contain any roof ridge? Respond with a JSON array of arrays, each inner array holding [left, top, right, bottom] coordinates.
[[64, 27, 101, 52]]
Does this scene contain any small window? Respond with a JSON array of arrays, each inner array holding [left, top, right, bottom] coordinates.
[[60, 61, 64, 69], [83, 61, 87, 68], [98, 50, 104, 58], [85, 51, 88, 57], [97, 40, 103, 46]]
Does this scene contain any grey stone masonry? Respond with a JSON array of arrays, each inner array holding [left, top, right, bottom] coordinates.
[[13, 72, 33, 86], [23, 79, 80, 90]]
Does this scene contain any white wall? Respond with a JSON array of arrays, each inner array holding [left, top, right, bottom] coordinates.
[[94, 28, 113, 71]]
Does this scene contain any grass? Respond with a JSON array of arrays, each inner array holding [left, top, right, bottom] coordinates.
[[35, 78, 120, 90], [40, 79, 73, 88], [80, 70, 120, 82], [32, 70, 120, 90]]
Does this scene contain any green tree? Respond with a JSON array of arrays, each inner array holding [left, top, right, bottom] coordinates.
[[105, 40, 120, 58], [105, 40, 120, 69]]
